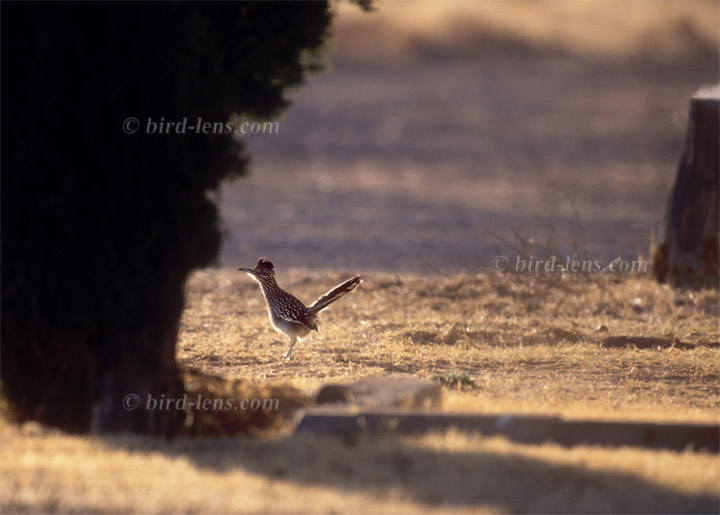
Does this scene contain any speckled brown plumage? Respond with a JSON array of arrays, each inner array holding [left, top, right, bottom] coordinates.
[[239, 257, 362, 359]]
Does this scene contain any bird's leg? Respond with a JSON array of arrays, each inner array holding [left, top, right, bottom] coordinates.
[[283, 336, 296, 360]]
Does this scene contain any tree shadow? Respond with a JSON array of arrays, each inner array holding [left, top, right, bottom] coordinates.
[[101, 431, 718, 513]]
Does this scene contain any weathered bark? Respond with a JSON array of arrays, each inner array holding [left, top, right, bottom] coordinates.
[[653, 85, 719, 289]]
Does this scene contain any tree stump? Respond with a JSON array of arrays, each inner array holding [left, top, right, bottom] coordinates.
[[653, 85, 719, 289]]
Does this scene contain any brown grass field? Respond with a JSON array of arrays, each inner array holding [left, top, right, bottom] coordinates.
[[332, 0, 719, 61], [2, 2, 720, 514], [3, 269, 719, 513], [177, 268, 719, 424]]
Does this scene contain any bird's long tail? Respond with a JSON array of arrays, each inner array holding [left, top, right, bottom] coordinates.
[[306, 275, 362, 316]]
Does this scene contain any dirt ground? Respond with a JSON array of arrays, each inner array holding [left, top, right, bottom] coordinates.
[[219, 2, 719, 274]]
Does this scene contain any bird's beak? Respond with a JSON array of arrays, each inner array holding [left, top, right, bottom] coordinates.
[[238, 267, 256, 275]]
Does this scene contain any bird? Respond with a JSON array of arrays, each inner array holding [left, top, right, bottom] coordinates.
[[238, 257, 362, 359]]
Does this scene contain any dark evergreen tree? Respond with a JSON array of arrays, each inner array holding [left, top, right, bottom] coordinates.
[[1, 2, 333, 435]]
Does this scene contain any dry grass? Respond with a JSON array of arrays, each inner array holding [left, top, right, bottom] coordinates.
[[333, 1, 719, 62], [179, 267, 719, 423], [2, 268, 718, 513], [2, 419, 718, 514]]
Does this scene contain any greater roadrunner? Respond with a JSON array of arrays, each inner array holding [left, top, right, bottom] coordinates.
[[239, 257, 362, 359]]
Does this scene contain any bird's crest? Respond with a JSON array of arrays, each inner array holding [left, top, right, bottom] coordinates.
[[254, 257, 274, 272]]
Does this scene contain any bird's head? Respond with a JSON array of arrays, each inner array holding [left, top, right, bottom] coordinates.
[[238, 257, 275, 280]]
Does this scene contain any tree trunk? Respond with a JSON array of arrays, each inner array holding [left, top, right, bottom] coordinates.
[[653, 85, 719, 289], [93, 310, 186, 435], [1, 271, 188, 436]]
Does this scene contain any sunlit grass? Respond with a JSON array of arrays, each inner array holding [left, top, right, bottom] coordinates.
[[3, 268, 718, 513], [178, 268, 719, 423], [2, 418, 718, 514], [333, 1, 719, 61]]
